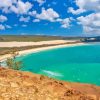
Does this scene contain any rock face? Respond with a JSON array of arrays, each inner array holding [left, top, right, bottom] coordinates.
[[0, 67, 100, 100]]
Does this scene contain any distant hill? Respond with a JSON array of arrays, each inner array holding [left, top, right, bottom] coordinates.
[[0, 35, 84, 42]]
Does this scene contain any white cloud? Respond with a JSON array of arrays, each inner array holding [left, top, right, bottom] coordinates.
[[29, 11, 37, 16], [0, 24, 11, 30], [56, 18, 63, 22], [76, 0, 100, 12], [56, 18, 72, 28], [10, 1, 32, 14], [77, 13, 100, 34], [22, 24, 27, 27], [0, 0, 33, 14], [2, 7, 11, 13], [0, 15, 7, 22], [0, 24, 5, 30], [33, 19, 40, 22], [68, 0, 100, 34], [5, 25, 12, 29], [61, 18, 71, 28], [36, 8, 59, 22], [19, 16, 30, 22], [68, 7, 85, 15], [36, 0, 46, 6], [68, 0, 100, 15], [0, 0, 12, 8]]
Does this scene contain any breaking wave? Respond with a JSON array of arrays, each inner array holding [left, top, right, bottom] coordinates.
[[42, 70, 63, 77]]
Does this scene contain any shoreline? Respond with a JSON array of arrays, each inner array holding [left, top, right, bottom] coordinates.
[[0, 42, 85, 62]]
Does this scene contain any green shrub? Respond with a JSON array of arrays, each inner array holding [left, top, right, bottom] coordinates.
[[6, 58, 22, 70]]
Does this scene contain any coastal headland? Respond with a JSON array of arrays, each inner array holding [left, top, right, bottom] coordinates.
[[0, 67, 99, 100]]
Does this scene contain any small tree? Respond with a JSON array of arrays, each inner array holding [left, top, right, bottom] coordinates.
[[6, 58, 14, 69], [6, 58, 22, 70], [14, 61, 22, 70], [6, 49, 22, 70]]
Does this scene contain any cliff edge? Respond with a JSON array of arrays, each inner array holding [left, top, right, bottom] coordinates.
[[0, 67, 100, 100]]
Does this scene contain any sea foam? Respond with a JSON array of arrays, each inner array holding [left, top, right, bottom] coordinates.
[[42, 70, 63, 77]]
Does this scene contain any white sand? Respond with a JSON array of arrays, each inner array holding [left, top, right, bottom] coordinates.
[[0, 40, 76, 47], [0, 40, 84, 62]]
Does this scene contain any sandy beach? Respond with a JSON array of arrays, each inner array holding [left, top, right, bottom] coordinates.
[[0, 40, 76, 47], [0, 40, 84, 61]]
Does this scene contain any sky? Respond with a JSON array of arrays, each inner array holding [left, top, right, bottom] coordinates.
[[0, 0, 99, 36]]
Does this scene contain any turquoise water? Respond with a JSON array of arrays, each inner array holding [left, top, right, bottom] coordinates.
[[17, 43, 100, 86]]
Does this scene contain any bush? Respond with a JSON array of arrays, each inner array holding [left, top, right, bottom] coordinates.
[[6, 58, 22, 70]]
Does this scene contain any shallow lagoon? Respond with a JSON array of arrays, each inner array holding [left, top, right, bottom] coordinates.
[[17, 43, 100, 85]]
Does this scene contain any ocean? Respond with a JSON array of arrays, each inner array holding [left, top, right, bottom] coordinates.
[[16, 43, 100, 85]]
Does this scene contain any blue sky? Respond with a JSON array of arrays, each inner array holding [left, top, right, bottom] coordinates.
[[0, 0, 99, 36]]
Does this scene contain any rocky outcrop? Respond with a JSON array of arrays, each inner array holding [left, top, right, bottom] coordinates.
[[0, 67, 100, 100]]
